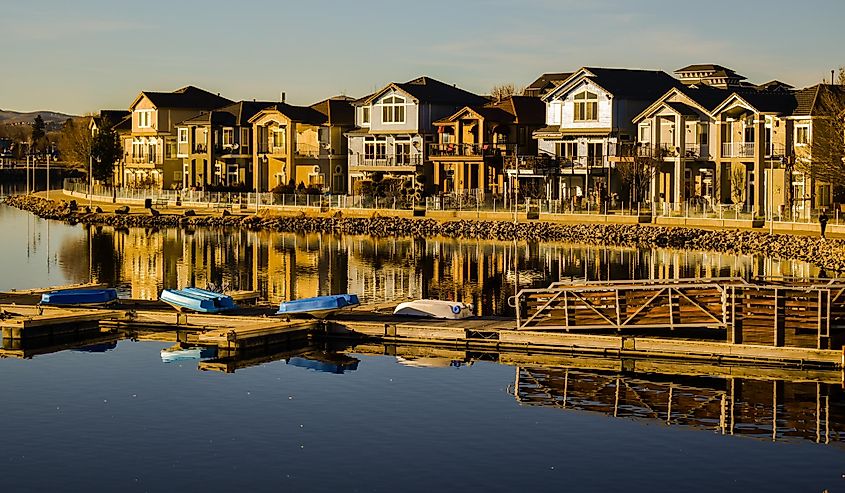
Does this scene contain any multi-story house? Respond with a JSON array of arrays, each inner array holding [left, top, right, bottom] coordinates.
[[522, 72, 572, 98], [535, 67, 679, 204], [250, 96, 355, 193], [346, 76, 487, 195], [784, 84, 845, 216], [429, 95, 545, 197], [120, 86, 232, 189], [176, 101, 277, 190]]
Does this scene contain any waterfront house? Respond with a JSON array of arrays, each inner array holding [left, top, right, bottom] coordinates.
[[120, 86, 232, 189], [176, 100, 278, 190], [534, 67, 680, 206], [430, 95, 545, 198], [250, 96, 355, 193], [346, 77, 487, 196], [522, 72, 572, 98]]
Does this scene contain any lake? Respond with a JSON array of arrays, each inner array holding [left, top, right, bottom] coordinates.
[[0, 191, 842, 492]]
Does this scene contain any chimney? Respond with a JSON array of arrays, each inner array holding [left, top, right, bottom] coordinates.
[[280, 92, 286, 103]]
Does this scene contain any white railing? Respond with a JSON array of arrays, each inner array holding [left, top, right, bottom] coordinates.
[[721, 142, 755, 158]]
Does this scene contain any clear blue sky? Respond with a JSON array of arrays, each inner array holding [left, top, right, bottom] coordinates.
[[1, 0, 843, 115]]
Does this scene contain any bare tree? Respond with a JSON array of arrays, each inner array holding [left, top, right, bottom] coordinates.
[[57, 116, 93, 168], [730, 163, 747, 209], [615, 144, 663, 204], [490, 83, 519, 102]]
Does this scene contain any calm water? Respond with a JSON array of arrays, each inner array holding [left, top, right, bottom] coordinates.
[[1, 190, 844, 492]]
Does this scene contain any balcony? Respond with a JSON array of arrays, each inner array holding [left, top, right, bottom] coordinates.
[[428, 142, 515, 158], [683, 143, 709, 159], [295, 143, 320, 158], [350, 154, 422, 169], [192, 144, 208, 154], [722, 142, 755, 158]]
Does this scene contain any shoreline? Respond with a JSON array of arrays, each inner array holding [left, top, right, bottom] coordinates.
[[4, 194, 845, 271]]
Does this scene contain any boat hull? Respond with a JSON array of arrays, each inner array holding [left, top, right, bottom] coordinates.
[[160, 288, 237, 314], [40, 288, 119, 306], [276, 294, 360, 317], [393, 300, 474, 319]]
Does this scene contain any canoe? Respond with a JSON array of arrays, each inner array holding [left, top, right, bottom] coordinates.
[[159, 287, 237, 314], [40, 288, 119, 306], [393, 299, 474, 319], [276, 294, 360, 318]]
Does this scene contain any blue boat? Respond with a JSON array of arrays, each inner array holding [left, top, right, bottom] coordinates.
[[40, 288, 119, 306], [276, 294, 360, 318], [160, 287, 237, 314]]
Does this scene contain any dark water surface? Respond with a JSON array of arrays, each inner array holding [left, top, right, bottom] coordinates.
[[1, 194, 844, 492]]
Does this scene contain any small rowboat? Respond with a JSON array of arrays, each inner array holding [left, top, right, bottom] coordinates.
[[393, 299, 474, 320], [40, 288, 119, 306], [159, 287, 237, 314], [276, 294, 360, 318]]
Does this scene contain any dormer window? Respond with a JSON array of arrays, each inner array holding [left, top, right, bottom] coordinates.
[[382, 96, 405, 124], [573, 91, 598, 121]]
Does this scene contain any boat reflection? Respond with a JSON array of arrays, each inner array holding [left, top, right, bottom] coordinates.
[[287, 351, 360, 374], [160, 343, 217, 363], [0, 331, 120, 359]]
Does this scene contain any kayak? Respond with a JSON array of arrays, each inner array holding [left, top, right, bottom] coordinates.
[[393, 299, 474, 319]]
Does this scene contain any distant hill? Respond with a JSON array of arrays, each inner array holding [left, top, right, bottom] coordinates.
[[0, 109, 77, 126]]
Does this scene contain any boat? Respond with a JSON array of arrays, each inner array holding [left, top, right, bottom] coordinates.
[[159, 287, 237, 314], [392, 299, 474, 319], [276, 294, 360, 318], [40, 288, 119, 306], [160, 345, 217, 363]]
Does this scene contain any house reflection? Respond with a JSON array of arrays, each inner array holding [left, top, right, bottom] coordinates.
[[61, 226, 828, 316]]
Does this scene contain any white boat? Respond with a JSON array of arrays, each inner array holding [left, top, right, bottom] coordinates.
[[392, 299, 474, 319]]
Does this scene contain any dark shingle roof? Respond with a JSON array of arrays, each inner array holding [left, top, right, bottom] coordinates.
[[310, 96, 355, 125], [139, 85, 233, 110], [259, 102, 328, 125], [792, 84, 845, 116], [95, 110, 130, 127], [676, 85, 732, 111], [178, 101, 279, 126], [394, 77, 487, 105], [736, 91, 799, 114], [676, 64, 736, 74], [524, 72, 573, 97], [664, 102, 700, 116], [580, 67, 681, 100]]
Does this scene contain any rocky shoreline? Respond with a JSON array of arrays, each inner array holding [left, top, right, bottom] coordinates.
[[5, 194, 845, 271]]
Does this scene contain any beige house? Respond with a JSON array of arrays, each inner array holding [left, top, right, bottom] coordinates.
[[120, 86, 231, 189], [250, 96, 354, 193], [430, 95, 545, 197]]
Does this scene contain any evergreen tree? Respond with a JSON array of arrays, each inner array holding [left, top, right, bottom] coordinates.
[[31, 114, 46, 152], [91, 119, 122, 183]]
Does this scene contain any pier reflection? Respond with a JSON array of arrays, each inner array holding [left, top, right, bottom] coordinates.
[[0, 331, 120, 359], [55, 226, 828, 316]]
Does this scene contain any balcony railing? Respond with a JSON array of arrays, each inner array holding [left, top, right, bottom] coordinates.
[[295, 143, 320, 158], [350, 154, 422, 167], [192, 144, 207, 154], [722, 142, 755, 158], [428, 142, 515, 158], [128, 156, 158, 165]]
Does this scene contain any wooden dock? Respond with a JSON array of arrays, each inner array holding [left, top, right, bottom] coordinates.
[[0, 304, 128, 339]]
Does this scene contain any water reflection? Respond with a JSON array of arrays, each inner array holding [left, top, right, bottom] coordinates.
[[50, 225, 826, 317]]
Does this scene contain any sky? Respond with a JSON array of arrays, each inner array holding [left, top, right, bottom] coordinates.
[[1, 0, 844, 115]]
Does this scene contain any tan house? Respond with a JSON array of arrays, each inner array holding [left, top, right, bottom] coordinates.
[[250, 96, 354, 193], [430, 95, 545, 197], [120, 86, 231, 189], [176, 101, 278, 190]]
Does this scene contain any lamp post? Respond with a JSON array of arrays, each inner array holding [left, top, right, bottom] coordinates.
[[89, 154, 93, 208], [46, 148, 50, 200]]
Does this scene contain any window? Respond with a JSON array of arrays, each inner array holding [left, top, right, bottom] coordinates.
[[796, 125, 810, 145], [638, 125, 650, 142], [698, 123, 708, 145], [381, 96, 406, 124], [241, 128, 250, 153], [555, 142, 578, 159], [395, 139, 411, 165], [362, 107, 370, 125], [573, 91, 598, 121], [272, 126, 286, 151], [223, 128, 234, 147], [364, 137, 387, 161], [137, 110, 153, 128], [178, 128, 188, 144]]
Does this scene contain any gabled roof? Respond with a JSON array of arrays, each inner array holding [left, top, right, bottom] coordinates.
[[791, 84, 845, 117], [633, 85, 729, 123], [94, 110, 130, 127], [130, 86, 233, 111], [247, 102, 328, 125], [711, 91, 798, 116], [434, 95, 545, 126], [524, 72, 573, 97], [179, 100, 279, 127], [113, 115, 132, 133], [360, 76, 486, 106], [757, 80, 795, 92], [310, 96, 355, 126], [544, 67, 681, 102]]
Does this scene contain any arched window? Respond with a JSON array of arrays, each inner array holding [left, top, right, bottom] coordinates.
[[382, 95, 406, 124], [574, 91, 598, 121]]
